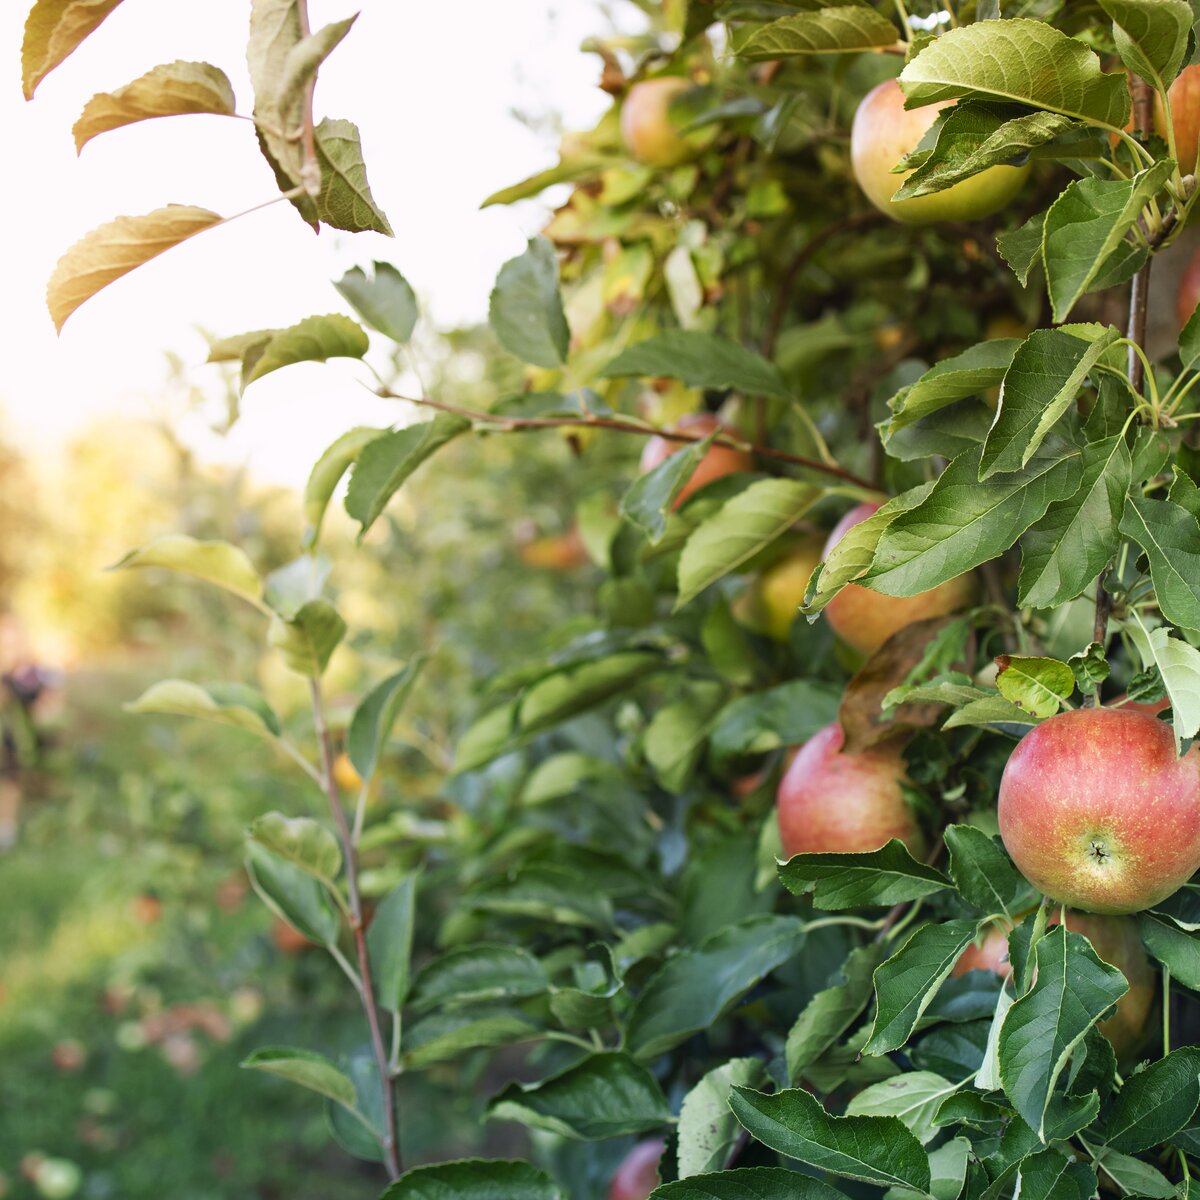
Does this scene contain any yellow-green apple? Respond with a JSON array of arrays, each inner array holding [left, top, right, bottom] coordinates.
[[735, 532, 826, 642], [851, 79, 1030, 224], [639, 413, 754, 507], [823, 502, 976, 656], [776, 722, 925, 858], [998, 707, 1200, 914], [621, 78, 704, 167], [952, 914, 1154, 1057], [609, 1139, 664, 1200]]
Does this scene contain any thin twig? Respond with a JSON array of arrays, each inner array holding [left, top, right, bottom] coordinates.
[[309, 678, 401, 1180], [374, 388, 879, 491]]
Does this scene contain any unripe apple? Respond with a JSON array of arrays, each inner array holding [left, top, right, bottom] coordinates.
[[851, 79, 1030, 224], [333, 751, 363, 793], [776, 722, 926, 858], [998, 707, 1200, 914], [639, 413, 755, 507], [823, 502, 976, 656], [952, 914, 1154, 1057], [609, 1139, 664, 1200], [621, 78, 701, 167], [1178, 247, 1200, 329]]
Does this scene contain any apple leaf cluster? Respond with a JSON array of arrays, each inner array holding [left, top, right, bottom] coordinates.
[[23, 0, 1200, 1198]]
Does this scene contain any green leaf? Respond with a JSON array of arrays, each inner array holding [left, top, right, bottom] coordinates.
[[678, 1058, 769, 1177], [786, 944, 885, 1082], [736, 7, 900, 57], [410, 944, 548, 1013], [649, 1169, 846, 1200], [898, 19, 1131, 128], [367, 874, 418, 1013], [621, 431, 719, 544], [1097, 0, 1192, 87], [248, 812, 341, 882], [1138, 913, 1200, 990], [1104, 1046, 1200, 1153], [379, 1159, 564, 1200], [1121, 496, 1200, 632], [488, 1053, 670, 1140], [1042, 165, 1174, 323], [244, 842, 340, 947], [677, 479, 824, 608], [242, 314, 369, 387], [980, 326, 1119, 478], [267, 599, 346, 676], [124, 680, 281, 740], [22, 0, 127, 98], [999, 925, 1128, 1138], [334, 262, 418, 344], [481, 158, 609, 208], [600, 330, 791, 400], [112, 534, 263, 607], [347, 661, 425, 781], [302, 426, 381, 547], [865, 441, 1083, 597], [625, 915, 806, 1059], [895, 103, 1077, 201], [865, 920, 980, 1055], [995, 655, 1075, 718], [1087, 1143, 1175, 1197], [73, 60, 235, 152], [846, 1072, 959, 1145], [344, 414, 472, 536], [1181, 301, 1200, 372], [944, 825, 1029, 918], [467, 866, 614, 930], [882, 340, 1020, 439], [729, 1086, 931, 1192], [644, 682, 725, 795], [1122, 619, 1200, 751], [942, 695, 1041, 734], [402, 1008, 542, 1069], [488, 237, 570, 368], [709, 680, 842, 762], [1018, 434, 1131, 609], [241, 1046, 358, 1111], [779, 840, 952, 911], [1011, 1147, 1097, 1200], [313, 117, 394, 235], [998, 210, 1047, 287], [47, 205, 223, 332], [273, 16, 357, 134]]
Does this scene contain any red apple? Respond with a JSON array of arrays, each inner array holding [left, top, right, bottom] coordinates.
[[1178, 247, 1200, 329], [639, 413, 754, 507], [1156, 64, 1200, 176], [609, 1139, 664, 1200], [952, 914, 1154, 1057], [776, 722, 926, 858], [998, 707, 1200, 914], [519, 525, 590, 571], [822, 502, 975, 656], [850, 79, 1030, 224], [621, 78, 703, 167]]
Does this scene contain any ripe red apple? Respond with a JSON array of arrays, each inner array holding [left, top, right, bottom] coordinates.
[[851, 79, 1030, 224], [639, 413, 754, 507], [1156, 64, 1200, 176], [776, 722, 926, 859], [609, 1139, 664, 1200], [952, 914, 1154, 1057], [998, 707, 1200, 914], [1178, 247, 1200, 329], [621, 78, 704, 167], [823, 502, 975, 656]]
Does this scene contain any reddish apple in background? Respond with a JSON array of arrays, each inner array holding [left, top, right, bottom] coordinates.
[[952, 914, 1154, 1057], [1178, 247, 1200, 329], [639, 413, 754, 507], [621, 78, 705, 167], [998, 707, 1200, 914], [609, 1139, 664, 1200], [850, 79, 1029, 224], [823, 502, 975, 656], [776, 722, 925, 859], [735, 532, 826, 643], [1156, 63, 1200, 176]]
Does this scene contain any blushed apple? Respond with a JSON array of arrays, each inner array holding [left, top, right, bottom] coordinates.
[[609, 1139, 665, 1200], [776, 722, 925, 858], [639, 413, 755, 507], [621, 78, 705, 168], [998, 707, 1200, 914]]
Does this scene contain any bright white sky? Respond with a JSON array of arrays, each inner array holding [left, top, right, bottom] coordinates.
[[1, 1, 622, 484]]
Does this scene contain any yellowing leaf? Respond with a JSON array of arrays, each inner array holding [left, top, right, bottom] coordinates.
[[73, 60, 236, 152], [22, 0, 126, 99], [111, 534, 264, 607], [47, 205, 222, 331]]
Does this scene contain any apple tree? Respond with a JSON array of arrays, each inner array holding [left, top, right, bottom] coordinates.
[[22, 0, 1200, 1197]]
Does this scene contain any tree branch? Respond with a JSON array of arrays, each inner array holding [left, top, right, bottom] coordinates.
[[375, 388, 879, 491]]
